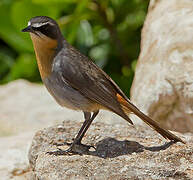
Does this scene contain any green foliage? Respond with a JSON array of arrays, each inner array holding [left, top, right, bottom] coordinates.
[[0, 0, 149, 97]]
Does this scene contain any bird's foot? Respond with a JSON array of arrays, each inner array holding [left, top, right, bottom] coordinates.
[[52, 141, 71, 146], [47, 143, 95, 156], [46, 147, 78, 156]]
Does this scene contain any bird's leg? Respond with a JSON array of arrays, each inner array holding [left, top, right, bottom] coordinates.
[[47, 111, 99, 155], [72, 111, 91, 145], [66, 110, 99, 153], [73, 111, 99, 145], [53, 112, 91, 147]]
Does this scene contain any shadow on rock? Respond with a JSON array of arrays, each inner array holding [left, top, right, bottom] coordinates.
[[84, 137, 176, 158]]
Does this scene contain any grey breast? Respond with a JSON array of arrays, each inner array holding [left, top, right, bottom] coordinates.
[[43, 71, 94, 111]]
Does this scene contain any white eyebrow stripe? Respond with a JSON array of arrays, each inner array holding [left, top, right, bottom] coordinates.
[[27, 21, 31, 26], [32, 22, 49, 28]]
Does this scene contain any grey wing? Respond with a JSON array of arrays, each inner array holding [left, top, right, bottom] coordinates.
[[54, 47, 133, 124]]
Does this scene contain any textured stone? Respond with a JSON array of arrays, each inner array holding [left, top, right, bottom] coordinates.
[[0, 132, 34, 180], [131, 0, 193, 133], [29, 122, 193, 180]]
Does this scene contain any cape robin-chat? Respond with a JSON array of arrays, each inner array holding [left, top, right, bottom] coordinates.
[[22, 16, 184, 155]]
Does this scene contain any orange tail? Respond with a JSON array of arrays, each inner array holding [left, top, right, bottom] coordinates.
[[116, 94, 185, 144]]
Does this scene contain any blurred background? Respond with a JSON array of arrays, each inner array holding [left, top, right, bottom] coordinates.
[[0, 0, 149, 97]]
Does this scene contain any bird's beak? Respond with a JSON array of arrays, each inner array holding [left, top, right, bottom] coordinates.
[[21, 25, 32, 32]]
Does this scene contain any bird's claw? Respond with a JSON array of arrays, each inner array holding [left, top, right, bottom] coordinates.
[[52, 142, 72, 146], [46, 147, 78, 156], [47, 143, 96, 156]]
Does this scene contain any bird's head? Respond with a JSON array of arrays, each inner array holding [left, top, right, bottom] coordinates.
[[22, 16, 62, 40], [22, 16, 64, 52], [22, 16, 63, 79]]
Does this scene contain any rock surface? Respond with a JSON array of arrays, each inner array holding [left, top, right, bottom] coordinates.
[[0, 132, 33, 180], [29, 121, 193, 180], [130, 0, 193, 133]]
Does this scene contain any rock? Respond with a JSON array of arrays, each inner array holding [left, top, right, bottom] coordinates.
[[0, 132, 34, 180], [130, 0, 193, 133], [28, 122, 193, 179]]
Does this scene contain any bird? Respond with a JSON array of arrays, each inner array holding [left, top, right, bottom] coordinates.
[[22, 16, 184, 155]]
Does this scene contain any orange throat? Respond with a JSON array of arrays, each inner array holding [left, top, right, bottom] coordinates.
[[30, 33, 58, 79]]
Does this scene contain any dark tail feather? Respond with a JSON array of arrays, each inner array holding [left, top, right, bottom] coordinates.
[[124, 102, 185, 144]]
